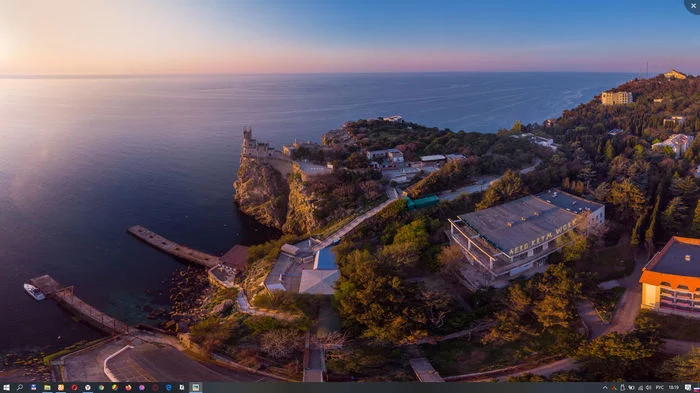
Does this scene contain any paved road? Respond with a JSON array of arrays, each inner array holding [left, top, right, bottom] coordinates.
[[496, 359, 578, 381], [661, 339, 700, 356], [60, 335, 280, 383], [577, 301, 608, 339], [106, 343, 276, 382], [438, 158, 542, 202], [60, 337, 129, 381], [314, 186, 399, 251]]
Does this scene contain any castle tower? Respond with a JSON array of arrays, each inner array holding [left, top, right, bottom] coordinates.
[[243, 127, 253, 146]]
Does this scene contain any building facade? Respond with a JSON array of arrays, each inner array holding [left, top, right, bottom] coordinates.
[[663, 116, 687, 127], [640, 237, 700, 319], [664, 69, 688, 80], [652, 133, 695, 158], [242, 127, 278, 158], [448, 189, 604, 280], [601, 91, 633, 105]]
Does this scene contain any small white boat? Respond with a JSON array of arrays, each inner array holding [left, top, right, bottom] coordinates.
[[24, 283, 45, 301]]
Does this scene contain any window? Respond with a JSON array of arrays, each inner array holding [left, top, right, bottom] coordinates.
[[660, 281, 671, 287]]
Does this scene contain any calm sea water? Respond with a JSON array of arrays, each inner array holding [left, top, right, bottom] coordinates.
[[0, 72, 632, 354]]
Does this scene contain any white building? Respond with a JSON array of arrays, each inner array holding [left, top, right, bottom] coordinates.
[[653, 134, 695, 158], [381, 115, 404, 123], [608, 128, 625, 136]]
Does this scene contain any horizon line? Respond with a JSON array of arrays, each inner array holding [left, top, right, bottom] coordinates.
[[0, 70, 649, 79]]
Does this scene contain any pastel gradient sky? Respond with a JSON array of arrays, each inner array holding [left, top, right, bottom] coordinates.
[[1, 0, 699, 75]]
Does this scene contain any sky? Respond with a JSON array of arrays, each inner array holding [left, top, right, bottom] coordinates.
[[1, 0, 699, 75]]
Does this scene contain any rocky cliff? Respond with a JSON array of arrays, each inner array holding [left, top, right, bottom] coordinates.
[[282, 165, 322, 235], [234, 158, 321, 234], [233, 157, 289, 230]]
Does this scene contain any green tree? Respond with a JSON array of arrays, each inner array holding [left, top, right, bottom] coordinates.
[[558, 229, 590, 263], [660, 196, 687, 234], [346, 151, 370, 169], [607, 179, 646, 222], [476, 170, 524, 210], [575, 332, 659, 380], [670, 176, 699, 205], [511, 120, 523, 133], [690, 199, 700, 237], [660, 347, 700, 381], [645, 194, 661, 255], [630, 209, 648, 248], [533, 264, 581, 329], [604, 140, 615, 161]]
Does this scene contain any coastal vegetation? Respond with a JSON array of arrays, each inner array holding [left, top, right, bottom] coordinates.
[[227, 73, 700, 381]]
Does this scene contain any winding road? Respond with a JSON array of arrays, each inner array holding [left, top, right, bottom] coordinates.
[[438, 158, 542, 202]]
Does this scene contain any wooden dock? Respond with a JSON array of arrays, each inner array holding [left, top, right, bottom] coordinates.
[[29, 275, 130, 335], [127, 225, 221, 268]]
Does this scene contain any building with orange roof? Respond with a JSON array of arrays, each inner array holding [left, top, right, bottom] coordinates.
[[639, 236, 700, 318]]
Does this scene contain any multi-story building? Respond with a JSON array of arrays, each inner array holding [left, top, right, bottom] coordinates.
[[664, 69, 687, 80], [367, 148, 404, 165], [663, 115, 687, 127], [448, 189, 604, 280], [640, 236, 700, 319], [601, 91, 633, 105], [652, 133, 695, 158]]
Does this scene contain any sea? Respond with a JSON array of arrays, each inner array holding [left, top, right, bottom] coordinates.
[[0, 72, 633, 354]]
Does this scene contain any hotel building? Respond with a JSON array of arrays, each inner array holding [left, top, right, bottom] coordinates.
[[601, 91, 633, 105], [652, 133, 695, 158], [640, 236, 700, 318], [448, 189, 604, 279]]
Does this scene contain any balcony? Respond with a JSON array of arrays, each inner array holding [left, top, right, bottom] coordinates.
[[660, 296, 673, 304]]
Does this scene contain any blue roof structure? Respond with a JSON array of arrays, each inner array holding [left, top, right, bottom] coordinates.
[[313, 247, 338, 270]]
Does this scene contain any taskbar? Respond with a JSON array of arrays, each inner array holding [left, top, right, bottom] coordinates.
[[1, 383, 700, 393], [0, 384, 200, 393]]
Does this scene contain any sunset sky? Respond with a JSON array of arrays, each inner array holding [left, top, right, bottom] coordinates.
[[1, 0, 699, 75]]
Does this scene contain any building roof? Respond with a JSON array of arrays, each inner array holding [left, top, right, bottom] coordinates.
[[280, 243, 300, 256], [640, 237, 700, 291], [280, 243, 313, 258], [421, 155, 446, 162], [446, 154, 467, 161], [458, 195, 578, 254], [314, 247, 338, 270], [221, 245, 249, 270], [299, 269, 340, 295], [536, 189, 604, 215], [665, 69, 687, 78]]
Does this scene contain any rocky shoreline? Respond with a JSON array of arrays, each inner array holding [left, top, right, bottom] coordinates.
[[161, 266, 214, 334], [0, 353, 51, 382]]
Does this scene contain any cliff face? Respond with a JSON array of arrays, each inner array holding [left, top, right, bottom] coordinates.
[[233, 157, 289, 230], [282, 165, 322, 235]]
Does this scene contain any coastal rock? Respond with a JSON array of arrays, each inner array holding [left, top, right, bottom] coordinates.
[[212, 299, 235, 316], [282, 164, 322, 235], [233, 157, 289, 230]]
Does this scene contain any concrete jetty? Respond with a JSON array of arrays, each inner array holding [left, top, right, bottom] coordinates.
[[28, 275, 130, 335], [127, 225, 221, 268]]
